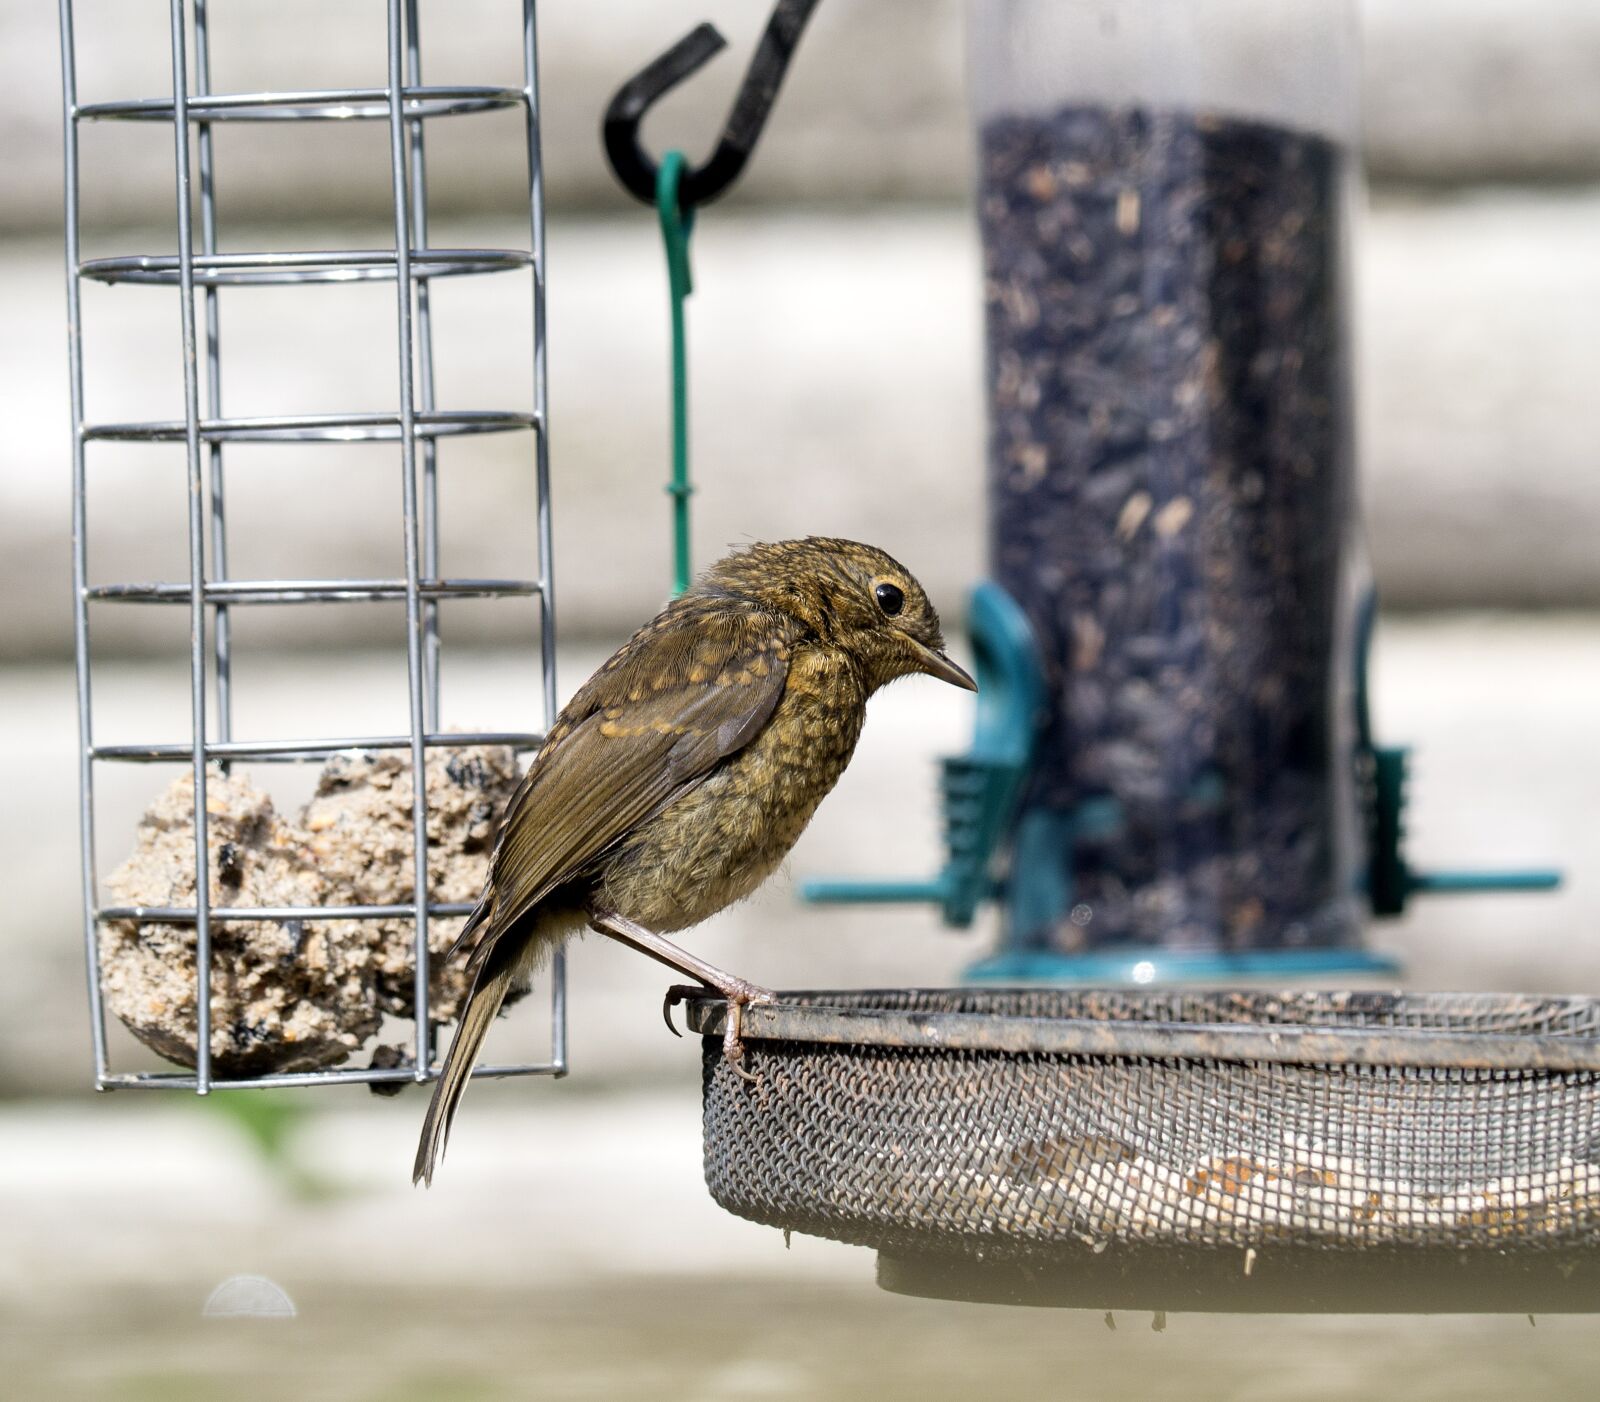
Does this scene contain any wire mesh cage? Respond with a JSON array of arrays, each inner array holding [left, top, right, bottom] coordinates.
[[689, 989, 1600, 1310], [60, 0, 565, 1093]]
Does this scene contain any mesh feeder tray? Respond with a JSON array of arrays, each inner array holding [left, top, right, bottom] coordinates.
[[686, 989, 1600, 1312]]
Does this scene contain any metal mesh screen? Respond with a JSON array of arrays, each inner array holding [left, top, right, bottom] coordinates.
[[698, 990, 1600, 1258]]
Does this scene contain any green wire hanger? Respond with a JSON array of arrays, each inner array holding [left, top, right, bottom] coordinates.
[[657, 151, 695, 596], [601, 1, 825, 595]]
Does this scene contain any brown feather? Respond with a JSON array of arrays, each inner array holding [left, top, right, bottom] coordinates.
[[450, 601, 798, 974], [412, 953, 515, 1186]]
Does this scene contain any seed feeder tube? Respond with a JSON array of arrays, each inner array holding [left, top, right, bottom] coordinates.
[[804, 0, 1557, 979]]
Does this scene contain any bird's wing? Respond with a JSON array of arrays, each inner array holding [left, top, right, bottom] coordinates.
[[452, 603, 796, 972]]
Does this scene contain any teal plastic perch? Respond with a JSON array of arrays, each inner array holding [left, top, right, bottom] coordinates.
[[1364, 743, 1561, 915], [1409, 871, 1563, 894], [801, 876, 961, 904], [1356, 590, 1562, 915]]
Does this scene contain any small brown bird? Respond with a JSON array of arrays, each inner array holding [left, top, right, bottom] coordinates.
[[413, 537, 975, 1184]]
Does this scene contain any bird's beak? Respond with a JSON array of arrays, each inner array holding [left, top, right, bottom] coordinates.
[[908, 639, 978, 691]]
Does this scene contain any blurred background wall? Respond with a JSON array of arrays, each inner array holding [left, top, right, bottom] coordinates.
[[7, 0, 1600, 661]]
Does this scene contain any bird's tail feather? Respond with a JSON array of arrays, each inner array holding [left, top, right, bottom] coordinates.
[[447, 885, 493, 961], [413, 955, 514, 1187]]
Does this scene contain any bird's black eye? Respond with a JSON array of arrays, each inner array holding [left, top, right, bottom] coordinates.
[[874, 582, 905, 617]]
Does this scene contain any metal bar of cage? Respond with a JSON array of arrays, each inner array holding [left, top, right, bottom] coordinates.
[[194, 0, 229, 753], [164, 0, 214, 1093], [78, 88, 526, 122], [404, 0, 444, 1074], [100, 903, 481, 923], [522, 0, 568, 1066], [80, 249, 536, 286], [384, 0, 434, 1082], [404, 0, 442, 737], [91, 732, 544, 762], [58, 0, 107, 1089], [99, 1061, 558, 1092], [87, 579, 541, 604], [60, 0, 566, 1092], [82, 410, 537, 442]]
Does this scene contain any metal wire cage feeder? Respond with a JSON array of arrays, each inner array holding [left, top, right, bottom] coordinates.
[[60, 0, 565, 1093]]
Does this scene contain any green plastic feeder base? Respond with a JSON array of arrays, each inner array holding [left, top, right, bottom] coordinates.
[[964, 945, 1403, 986]]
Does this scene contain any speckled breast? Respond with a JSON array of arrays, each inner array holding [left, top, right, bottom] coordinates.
[[600, 649, 868, 931]]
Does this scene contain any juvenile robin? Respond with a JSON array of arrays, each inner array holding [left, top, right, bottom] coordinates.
[[413, 537, 975, 1185]]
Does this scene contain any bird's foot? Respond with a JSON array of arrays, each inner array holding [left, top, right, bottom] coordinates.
[[721, 982, 776, 1083], [661, 978, 775, 1082]]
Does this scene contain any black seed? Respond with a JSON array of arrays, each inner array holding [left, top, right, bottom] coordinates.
[[983, 104, 1356, 954], [366, 1043, 411, 1097], [216, 841, 243, 888]]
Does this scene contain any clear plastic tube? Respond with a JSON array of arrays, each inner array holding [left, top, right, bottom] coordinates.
[[973, 0, 1365, 955]]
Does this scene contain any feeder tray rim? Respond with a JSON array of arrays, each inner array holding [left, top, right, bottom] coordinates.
[[684, 989, 1600, 1074]]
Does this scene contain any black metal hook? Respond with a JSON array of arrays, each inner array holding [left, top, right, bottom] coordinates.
[[602, 0, 823, 211]]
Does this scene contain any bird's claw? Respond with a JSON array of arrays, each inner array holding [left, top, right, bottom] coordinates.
[[661, 983, 705, 1038], [723, 1029, 761, 1083]]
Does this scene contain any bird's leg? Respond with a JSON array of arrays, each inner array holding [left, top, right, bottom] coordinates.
[[588, 911, 774, 1080]]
